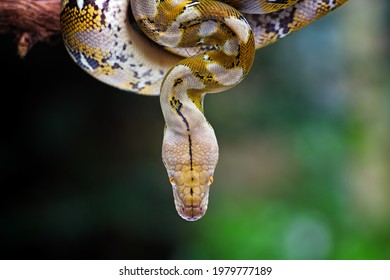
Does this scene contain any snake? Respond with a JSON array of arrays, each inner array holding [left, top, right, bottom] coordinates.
[[60, 0, 348, 221]]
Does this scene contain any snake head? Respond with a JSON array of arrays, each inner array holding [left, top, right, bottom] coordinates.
[[168, 166, 215, 221]]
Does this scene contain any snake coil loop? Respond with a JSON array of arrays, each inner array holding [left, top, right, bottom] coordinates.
[[60, 0, 348, 221]]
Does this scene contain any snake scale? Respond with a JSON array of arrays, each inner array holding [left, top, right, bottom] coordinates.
[[60, 0, 348, 221]]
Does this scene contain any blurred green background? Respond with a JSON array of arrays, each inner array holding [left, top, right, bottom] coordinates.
[[1, 0, 389, 259]]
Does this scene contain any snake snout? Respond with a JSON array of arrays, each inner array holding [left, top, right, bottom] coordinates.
[[169, 170, 213, 221], [172, 185, 209, 221]]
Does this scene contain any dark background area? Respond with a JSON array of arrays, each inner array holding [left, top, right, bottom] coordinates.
[[1, 0, 390, 259]]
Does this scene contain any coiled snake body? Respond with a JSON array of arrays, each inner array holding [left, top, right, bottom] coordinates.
[[61, 0, 348, 221]]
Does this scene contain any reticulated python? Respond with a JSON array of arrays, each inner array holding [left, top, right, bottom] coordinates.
[[60, 0, 348, 221]]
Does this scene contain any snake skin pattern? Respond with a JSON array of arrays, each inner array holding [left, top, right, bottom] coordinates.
[[60, 0, 348, 221]]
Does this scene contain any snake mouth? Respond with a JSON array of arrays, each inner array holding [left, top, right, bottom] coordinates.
[[180, 206, 205, 222]]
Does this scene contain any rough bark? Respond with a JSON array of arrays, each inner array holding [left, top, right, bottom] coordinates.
[[0, 0, 61, 57]]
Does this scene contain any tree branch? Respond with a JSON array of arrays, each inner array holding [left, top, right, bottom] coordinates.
[[0, 0, 61, 57]]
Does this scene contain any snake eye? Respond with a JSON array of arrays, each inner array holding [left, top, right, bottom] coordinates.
[[169, 177, 174, 183], [209, 176, 214, 185]]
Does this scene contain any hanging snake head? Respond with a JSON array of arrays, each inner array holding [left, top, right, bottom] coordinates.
[[162, 128, 219, 221]]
